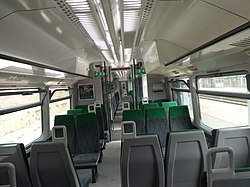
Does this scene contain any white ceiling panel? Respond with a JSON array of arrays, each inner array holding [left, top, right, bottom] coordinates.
[[204, 0, 250, 20], [144, 0, 248, 51], [0, 9, 103, 75]]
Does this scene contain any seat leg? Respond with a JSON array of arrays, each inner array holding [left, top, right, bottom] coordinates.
[[91, 166, 98, 183]]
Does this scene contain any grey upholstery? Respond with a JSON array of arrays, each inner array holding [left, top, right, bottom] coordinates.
[[206, 147, 250, 187], [0, 143, 32, 187], [168, 105, 194, 131], [165, 130, 208, 187], [121, 135, 165, 187], [30, 142, 91, 187], [74, 113, 100, 182], [0, 162, 16, 187], [213, 127, 250, 169], [54, 115, 76, 154], [145, 107, 169, 148]]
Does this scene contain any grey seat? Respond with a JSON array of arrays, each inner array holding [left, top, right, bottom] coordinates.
[[121, 135, 165, 187], [212, 127, 250, 169], [74, 113, 100, 183], [165, 130, 208, 187], [0, 143, 32, 187], [30, 142, 91, 187], [0, 162, 16, 187], [206, 146, 250, 187]]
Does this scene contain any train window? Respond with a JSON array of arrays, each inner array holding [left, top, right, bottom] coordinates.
[[170, 79, 193, 118], [197, 73, 250, 129], [0, 89, 42, 145], [49, 89, 71, 130]]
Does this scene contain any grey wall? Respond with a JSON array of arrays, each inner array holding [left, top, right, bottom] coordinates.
[[73, 78, 103, 107], [147, 74, 167, 101]]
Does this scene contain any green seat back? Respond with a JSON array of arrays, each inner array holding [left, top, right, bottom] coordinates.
[[75, 105, 88, 113], [67, 109, 82, 119], [142, 103, 159, 114], [122, 110, 145, 134], [162, 101, 177, 112], [154, 99, 168, 107]]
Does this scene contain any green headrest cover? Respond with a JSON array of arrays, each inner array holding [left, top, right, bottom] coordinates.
[[123, 110, 144, 121], [146, 107, 166, 120], [67, 109, 82, 115], [55, 115, 75, 126], [77, 113, 97, 125], [169, 105, 190, 118], [162, 101, 177, 112]]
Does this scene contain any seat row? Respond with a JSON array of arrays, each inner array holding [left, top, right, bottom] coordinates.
[[120, 127, 250, 187], [0, 138, 91, 186]]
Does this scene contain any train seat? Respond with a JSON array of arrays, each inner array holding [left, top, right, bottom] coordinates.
[[0, 143, 33, 187], [145, 107, 169, 149], [75, 105, 89, 114], [154, 98, 169, 107], [74, 113, 100, 183], [96, 107, 105, 149], [30, 142, 91, 187], [67, 109, 84, 119], [212, 127, 250, 169], [54, 114, 76, 154], [162, 101, 177, 115], [205, 147, 250, 187], [169, 105, 194, 131], [165, 130, 208, 187], [0, 162, 16, 187], [121, 135, 165, 187], [122, 109, 145, 134], [142, 103, 159, 115], [101, 104, 109, 132]]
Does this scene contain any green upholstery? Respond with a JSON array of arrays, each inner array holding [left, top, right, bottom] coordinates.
[[54, 115, 76, 154], [169, 105, 190, 118], [122, 110, 145, 134], [122, 110, 144, 121], [75, 105, 88, 113], [77, 113, 97, 126], [169, 105, 194, 131], [146, 107, 167, 120], [142, 103, 159, 114], [67, 109, 82, 119], [145, 107, 169, 147], [162, 101, 177, 112], [235, 167, 250, 173], [154, 99, 168, 107]]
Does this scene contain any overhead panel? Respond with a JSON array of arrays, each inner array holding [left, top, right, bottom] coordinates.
[[143, 0, 248, 69], [204, 0, 250, 20]]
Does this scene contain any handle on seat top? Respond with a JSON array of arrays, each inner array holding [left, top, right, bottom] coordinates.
[[121, 121, 137, 142], [52, 125, 68, 147], [122, 102, 130, 111], [94, 101, 101, 108], [0, 162, 17, 187], [206, 147, 235, 187], [142, 97, 149, 104]]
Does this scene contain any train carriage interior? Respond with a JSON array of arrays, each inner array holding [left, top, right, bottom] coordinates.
[[0, 0, 250, 186]]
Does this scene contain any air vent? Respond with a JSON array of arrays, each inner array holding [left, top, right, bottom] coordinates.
[[53, 0, 103, 59], [135, 0, 156, 48], [230, 36, 250, 48]]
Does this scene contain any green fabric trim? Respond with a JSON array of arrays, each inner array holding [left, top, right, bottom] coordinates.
[[55, 115, 75, 126], [143, 103, 159, 113], [67, 109, 82, 115], [162, 101, 177, 112], [154, 99, 168, 107], [122, 110, 144, 121], [75, 105, 88, 113], [169, 105, 190, 118], [77, 113, 97, 125], [146, 108, 166, 120], [235, 167, 250, 173]]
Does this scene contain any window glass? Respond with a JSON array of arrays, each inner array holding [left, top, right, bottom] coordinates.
[[198, 74, 248, 93], [49, 99, 70, 130], [199, 94, 249, 129], [0, 106, 42, 145], [0, 92, 40, 109], [51, 89, 70, 100], [172, 80, 189, 89], [173, 91, 193, 118]]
